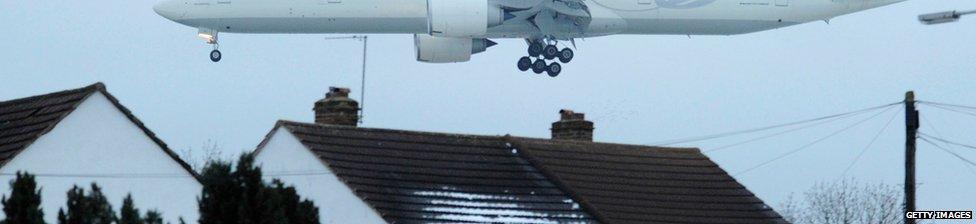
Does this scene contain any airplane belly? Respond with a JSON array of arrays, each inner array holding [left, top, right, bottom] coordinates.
[[609, 0, 799, 35], [183, 0, 429, 34]]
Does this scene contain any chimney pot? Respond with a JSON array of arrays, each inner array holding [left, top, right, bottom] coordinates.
[[551, 109, 594, 141], [314, 87, 360, 126]]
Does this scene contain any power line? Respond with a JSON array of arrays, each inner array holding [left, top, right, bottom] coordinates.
[[704, 110, 864, 153], [0, 170, 337, 179], [920, 103, 976, 118], [919, 132, 976, 151], [733, 106, 896, 177], [919, 137, 976, 177], [918, 100, 976, 111], [914, 116, 976, 178], [841, 107, 901, 176], [649, 102, 900, 146], [0, 173, 193, 179]]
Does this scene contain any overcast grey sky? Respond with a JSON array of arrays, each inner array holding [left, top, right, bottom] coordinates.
[[2, 0, 975, 214]]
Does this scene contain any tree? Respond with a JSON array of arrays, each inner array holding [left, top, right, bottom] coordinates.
[[270, 180, 319, 224], [778, 179, 901, 224], [142, 211, 164, 224], [198, 153, 321, 224], [119, 194, 143, 224], [198, 159, 238, 224], [1, 172, 45, 224], [57, 184, 117, 224]]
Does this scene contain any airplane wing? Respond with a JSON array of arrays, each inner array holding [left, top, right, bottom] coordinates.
[[495, 0, 592, 40]]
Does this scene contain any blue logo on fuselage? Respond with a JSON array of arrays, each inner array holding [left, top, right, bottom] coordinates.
[[655, 0, 717, 9]]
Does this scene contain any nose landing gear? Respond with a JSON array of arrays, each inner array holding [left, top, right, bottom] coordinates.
[[199, 28, 222, 62], [517, 39, 572, 77], [210, 47, 222, 62]]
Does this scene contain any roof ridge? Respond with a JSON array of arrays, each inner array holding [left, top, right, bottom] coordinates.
[[0, 83, 101, 106], [276, 120, 702, 153], [512, 136, 702, 153], [277, 120, 509, 140]]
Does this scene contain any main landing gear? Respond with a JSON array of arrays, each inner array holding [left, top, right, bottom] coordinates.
[[517, 40, 573, 77]]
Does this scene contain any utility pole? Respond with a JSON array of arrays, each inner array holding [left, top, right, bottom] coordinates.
[[904, 91, 919, 224]]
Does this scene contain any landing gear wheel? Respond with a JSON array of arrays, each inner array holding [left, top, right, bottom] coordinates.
[[528, 42, 544, 57], [546, 62, 562, 77], [532, 59, 547, 74], [517, 57, 532, 72], [543, 45, 559, 60], [210, 50, 222, 62], [558, 48, 574, 63]]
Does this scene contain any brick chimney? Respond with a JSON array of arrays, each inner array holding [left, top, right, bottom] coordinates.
[[314, 87, 360, 126], [551, 109, 594, 141]]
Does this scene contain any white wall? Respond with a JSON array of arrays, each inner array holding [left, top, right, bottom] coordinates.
[[254, 128, 386, 224], [0, 92, 202, 223]]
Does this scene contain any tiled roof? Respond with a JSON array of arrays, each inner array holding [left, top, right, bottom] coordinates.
[[270, 121, 596, 223], [260, 121, 786, 224], [0, 83, 199, 180], [512, 138, 787, 224]]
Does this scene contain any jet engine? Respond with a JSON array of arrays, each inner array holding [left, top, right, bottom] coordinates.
[[427, 0, 507, 38], [415, 34, 497, 63]]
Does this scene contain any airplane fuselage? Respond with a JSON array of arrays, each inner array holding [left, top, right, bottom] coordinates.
[[154, 0, 906, 75], [155, 0, 905, 38]]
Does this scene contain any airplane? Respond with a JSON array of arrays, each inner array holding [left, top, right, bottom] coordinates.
[[154, 0, 906, 77]]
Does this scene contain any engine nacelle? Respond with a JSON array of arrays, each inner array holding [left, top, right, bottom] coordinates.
[[415, 34, 496, 63], [427, 0, 506, 37]]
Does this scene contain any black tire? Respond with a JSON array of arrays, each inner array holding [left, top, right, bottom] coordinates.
[[546, 62, 561, 77], [210, 50, 222, 62], [532, 59, 547, 74], [543, 45, 559, 60], [558, 48, 574, 63], [517, 57, 532, 72], [528, 42, 544, 57]]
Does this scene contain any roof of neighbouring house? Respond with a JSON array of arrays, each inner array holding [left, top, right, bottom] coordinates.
[[257, 120, 787, 224], [0, 83, 200, 180]]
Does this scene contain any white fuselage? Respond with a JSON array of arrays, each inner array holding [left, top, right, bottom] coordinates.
[[154, 0, 906, 38]]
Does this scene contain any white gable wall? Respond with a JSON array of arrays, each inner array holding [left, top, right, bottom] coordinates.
[[0, 92, 201, 222], [254, 128, 386, 224]]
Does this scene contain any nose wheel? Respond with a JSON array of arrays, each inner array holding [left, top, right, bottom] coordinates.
[[517, 39, 572, 77], [210, 49, 222, 62]]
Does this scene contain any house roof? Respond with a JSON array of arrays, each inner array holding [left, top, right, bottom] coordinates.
[[266, 121, 596, 223], [0, 83, 200, 180], [259, 121, 786, 224], [512, 138, 786, 224]]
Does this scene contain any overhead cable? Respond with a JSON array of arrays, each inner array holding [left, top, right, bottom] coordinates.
[[840, 107, 901, 176], [919, 132, 976, 151], [733, 106, 895, 177], [705, 110, 867, 153], [919, 137, 976, 177], [649, 102, 901, 146]]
